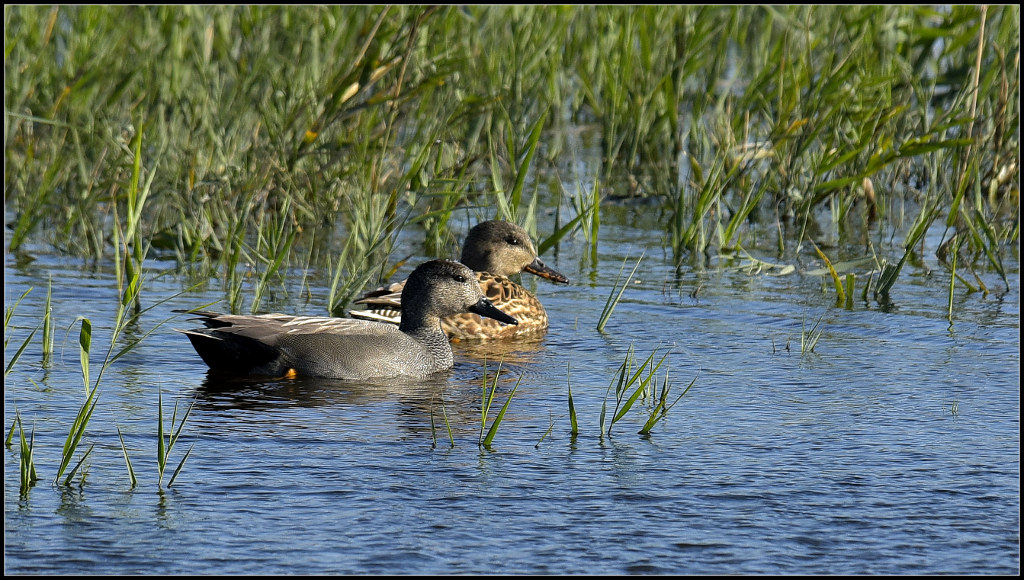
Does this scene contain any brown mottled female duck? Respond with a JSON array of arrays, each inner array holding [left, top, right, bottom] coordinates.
[[177, 260, 517, 380], [350, 220, 570, 340]]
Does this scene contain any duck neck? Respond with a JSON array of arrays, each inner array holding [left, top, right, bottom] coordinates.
[[398, 309, 439, 333], [400, 314, 453, 369]]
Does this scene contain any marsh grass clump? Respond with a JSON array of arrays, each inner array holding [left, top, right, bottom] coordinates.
[[800, 311, 828, 355], [155, 390, 196, 488], [429, 393, 456, 449], [3, 207, 188, 489], [4, 6, 1015, 310], [114, 390, 195, 489], [600, 343, 669, 437], [8, 410, 40, 495]]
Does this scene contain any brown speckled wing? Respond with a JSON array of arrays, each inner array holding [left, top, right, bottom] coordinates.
[[442, 274, 548, 340]]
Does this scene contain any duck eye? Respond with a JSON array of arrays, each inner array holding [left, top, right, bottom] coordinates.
[[453, 274, 467, 283], [505, 236, 520, 245]]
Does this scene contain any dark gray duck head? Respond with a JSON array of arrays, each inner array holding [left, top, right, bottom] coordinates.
[[398, 259, 518, 331]]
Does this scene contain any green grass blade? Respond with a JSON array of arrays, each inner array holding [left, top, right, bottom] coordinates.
[[479, 359, 504, 441], [5, 417, 16, 449], [77, 317, 92, 394], [567, 363, 578, 436], [42, 278, 54, 357], [166, 397, 197, 464], [157, 390, 166, 483], [812, 241, 846, 306], [5, 327, 37, 377], [4, 287, 33, 330], [167, 442, 195, 488], [429, 402, 438, 448], [16, 410, 39, 493], [800, 311, 827, 354], [601, 349, 632, 435], [639, 373, 697, 435], [482, 374, 522, 448], [947, 234, 960, 322], [62, 443, 95, 487], [442, 398, 455, 448], [53, 385, 99, 485], [116, 425, 138, 489], [537, 209, 587, 256], [597, 253, 644, 332], [509, 110, 548, 213], [971, 208, 1010, 289], [536, 414, 555, 449]]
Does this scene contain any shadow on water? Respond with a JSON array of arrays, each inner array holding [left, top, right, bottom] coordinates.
[[188, 371, 462, 440], [180, 333, 555, 441], [192, 371, 451, 411], [187, 353, 530, 438], [188, 330, 550, 414], [451, 333, 550, 378]]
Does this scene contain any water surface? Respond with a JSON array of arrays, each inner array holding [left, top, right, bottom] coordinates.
[[4, 214, 1020, 575]]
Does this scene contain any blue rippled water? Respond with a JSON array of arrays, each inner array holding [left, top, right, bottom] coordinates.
[[4, 214, 1019, 574]]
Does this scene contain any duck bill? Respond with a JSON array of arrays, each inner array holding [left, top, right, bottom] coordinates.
[[469, 298, 519, 326], [523, 257, 570, 285]]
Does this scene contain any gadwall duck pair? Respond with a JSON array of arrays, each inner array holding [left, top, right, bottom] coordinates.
[[350, 220, 569, 339], [178, 260, 517, 380], [179, 222, 568, 380]]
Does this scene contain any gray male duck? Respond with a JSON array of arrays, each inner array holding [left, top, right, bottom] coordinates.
[[350, 220, 569, 340], [178, 260, 517, 380]]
